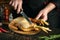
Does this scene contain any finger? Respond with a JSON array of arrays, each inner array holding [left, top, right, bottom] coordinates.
[[35, 12, 42, 20], [14, 1, 18, 10], [17, 5, 21, 13], [17, 3, 22, 13], [12, 2, 15, 6], [9, 1, 12, 4]]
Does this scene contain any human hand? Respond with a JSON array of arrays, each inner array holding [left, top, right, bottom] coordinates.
[[35, 3, 56, 21], [35, 9, 48, 21], [9, 0, 23, 13]]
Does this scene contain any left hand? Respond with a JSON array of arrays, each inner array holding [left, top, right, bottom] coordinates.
[[35, 9, 48, 21], [35, 3, 56, 21]]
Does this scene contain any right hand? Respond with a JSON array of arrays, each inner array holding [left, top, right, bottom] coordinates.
[[9, 0, 23, 13]]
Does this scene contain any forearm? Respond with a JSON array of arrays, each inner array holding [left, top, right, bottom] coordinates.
[[43, 3, 56, 13]]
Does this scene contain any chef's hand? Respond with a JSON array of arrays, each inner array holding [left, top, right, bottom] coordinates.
[[36, 9, 48, 21], [9, 0, 23, 13], [35, 3, 56, 21]]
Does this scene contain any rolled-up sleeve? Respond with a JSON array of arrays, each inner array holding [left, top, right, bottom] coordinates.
[[50, 0, 60, 8]]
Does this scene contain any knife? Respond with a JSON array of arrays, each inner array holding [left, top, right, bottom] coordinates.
[[20, 10, 32, 24]]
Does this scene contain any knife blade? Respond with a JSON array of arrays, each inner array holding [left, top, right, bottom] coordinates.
[[20, 11, 32, 24]]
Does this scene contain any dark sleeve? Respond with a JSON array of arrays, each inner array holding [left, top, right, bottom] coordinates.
[[50, 0, 60, 9]]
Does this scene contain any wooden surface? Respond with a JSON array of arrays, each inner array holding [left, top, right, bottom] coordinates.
[[0, 24, 60, 40]]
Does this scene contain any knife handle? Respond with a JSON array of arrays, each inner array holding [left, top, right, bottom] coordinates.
[[20, 10, 32, 24]]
